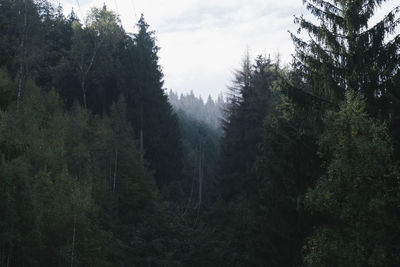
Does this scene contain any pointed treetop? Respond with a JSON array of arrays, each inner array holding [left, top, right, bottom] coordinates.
[[137, 14, 149, 31], [68, 8, 79, 23]]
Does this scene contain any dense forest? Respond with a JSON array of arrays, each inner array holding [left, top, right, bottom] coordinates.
[[0, 0, 400, 266]]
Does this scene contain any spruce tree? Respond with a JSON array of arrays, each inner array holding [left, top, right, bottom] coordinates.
[[218, 54, 278, 200], [255, 69, 323, 266], [304, 92, 400, 266], [214, 55, 280, 265], [125, 15, 183, 188], [291, 0, 400, 113]]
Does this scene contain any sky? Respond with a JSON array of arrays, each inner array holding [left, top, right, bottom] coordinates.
[[57, 0, 399, 99]]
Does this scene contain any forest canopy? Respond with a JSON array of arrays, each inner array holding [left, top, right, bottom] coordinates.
[[0, 0, 400, 266]]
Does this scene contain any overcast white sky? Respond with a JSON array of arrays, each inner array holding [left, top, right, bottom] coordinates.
[[57, 0, 398, 98]]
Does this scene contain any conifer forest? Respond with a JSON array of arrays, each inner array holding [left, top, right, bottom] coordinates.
[[1, 0, 400, 266]]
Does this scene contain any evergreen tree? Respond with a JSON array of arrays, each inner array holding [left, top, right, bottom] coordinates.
[[255, 70, 323, 266], [218, 54, 278, 200], [304, 92, 400, 266], [211, 54, 280, 265], [3, 0, 400, 266], [125, 15, 183, 188], [291, 0, 400, 107], [168, 90, 224, 131]]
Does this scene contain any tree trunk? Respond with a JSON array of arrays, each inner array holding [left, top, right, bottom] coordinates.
[[188, 166, 195, 204], [198, 143, 203, 207], [17, 64, 24, 109], [113, 149, 118, 193], [71, 214, 76, 267], [140, 128, 143, 161], [81, 76, 87, 109], [17, 0, 28, 110], [6, 251, 10, 267], [140, 105, 144, 162]]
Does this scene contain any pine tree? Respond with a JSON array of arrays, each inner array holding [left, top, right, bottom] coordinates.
[[255, 69, 323, 266], [291, 0, 400, 112], [218, 54, 278, 200], [304, 92, 400, 266], [212, 55, 280, 265], [125, 15, 183, 188]]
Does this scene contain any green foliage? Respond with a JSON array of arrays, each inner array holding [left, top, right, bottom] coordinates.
[[218, 54, 279, 200], [0, 82, 159, 265], [304, 92, 400, 266], [250, 70, 323, 266], [212, 55, 282, 265], [0, 69, 15, 109], [1, 0, 400, 266], [123, 15, 183, 188], [0, 1, 183, 265], [292, 0, 400, 108]]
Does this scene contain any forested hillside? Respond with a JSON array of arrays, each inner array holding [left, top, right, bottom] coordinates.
[[1, 0, 400, 266]]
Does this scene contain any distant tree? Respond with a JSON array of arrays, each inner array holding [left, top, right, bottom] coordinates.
[[168, 90, 224, 131]]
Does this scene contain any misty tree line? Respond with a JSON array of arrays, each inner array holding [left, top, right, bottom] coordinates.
[[1, 0, 400, 266], [168, 90, 224, 131]]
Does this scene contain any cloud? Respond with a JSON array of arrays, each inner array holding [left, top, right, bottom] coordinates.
[[151, 0, 305, 97]]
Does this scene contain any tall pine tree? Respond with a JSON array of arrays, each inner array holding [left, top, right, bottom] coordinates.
[[125, 15, 183, 188], [291, 0, 400, 108]]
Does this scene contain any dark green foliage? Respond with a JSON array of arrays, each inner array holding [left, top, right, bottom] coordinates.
[[70, 6, 127, 112], [218, 54, 279, 200], [209, 1, 400, 265], [0, 81, 172, 266], [255, 76, 323, 266], [291, 0, 400, 156], [304, 92, 400, 266], [291, 0, 400, 106], [0, 69, 15, 109], [0, 85, 109, 266], [209, 55, 281, 265], [122, 15, 183, 188], [1, 0, 400, 266], [0, 1, 182, 265], [0, 1, 182, 191]]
